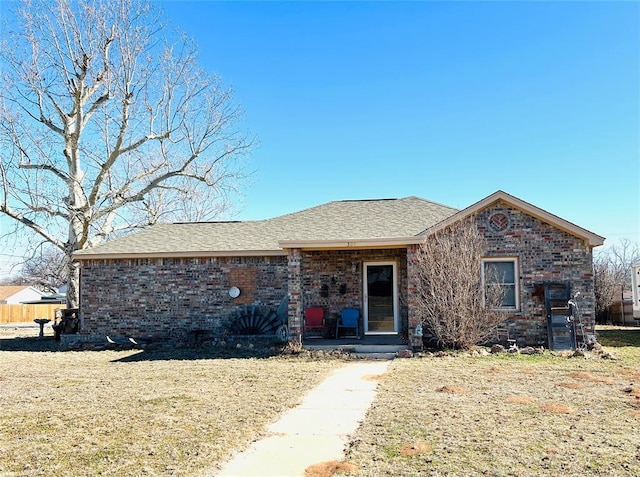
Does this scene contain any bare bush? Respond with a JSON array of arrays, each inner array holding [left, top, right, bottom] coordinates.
[[413, 220, 505, 349], [593, 239, 639, 322]]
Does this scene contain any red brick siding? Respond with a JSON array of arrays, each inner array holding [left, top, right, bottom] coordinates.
[[79, 256, 288, 342], [477, 202, 595, 342], [296, 248, 408, 335]]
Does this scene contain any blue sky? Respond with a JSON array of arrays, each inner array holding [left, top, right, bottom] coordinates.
[[0, 0, 639, 277], [160, 0, 639, 243]]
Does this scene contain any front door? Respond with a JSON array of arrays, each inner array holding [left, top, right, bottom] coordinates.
[[364, 262, 398, 334]]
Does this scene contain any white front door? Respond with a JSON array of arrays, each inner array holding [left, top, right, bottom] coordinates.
[[363, 262, 398, 334]]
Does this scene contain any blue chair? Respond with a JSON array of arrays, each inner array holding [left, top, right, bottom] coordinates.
[[336, 307, 360, 339]]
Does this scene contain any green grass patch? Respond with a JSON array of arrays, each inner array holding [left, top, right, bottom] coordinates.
[[597, 325, 640, 347]]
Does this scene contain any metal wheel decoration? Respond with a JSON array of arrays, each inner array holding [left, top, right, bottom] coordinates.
[[276, 324, 288, 343]]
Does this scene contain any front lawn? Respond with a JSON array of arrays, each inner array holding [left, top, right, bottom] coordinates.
[[344, 328, 640, 476], [3, 325, 640, 477], [0, 330, 340, 476]]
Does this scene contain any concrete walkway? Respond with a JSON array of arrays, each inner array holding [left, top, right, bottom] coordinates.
[[215, 361, 390, 477]]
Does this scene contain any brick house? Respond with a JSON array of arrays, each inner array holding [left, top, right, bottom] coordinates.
[[74, 190, 604, 349]]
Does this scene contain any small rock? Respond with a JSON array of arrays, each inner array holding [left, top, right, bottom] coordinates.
[[507, 346, 519, 354], [600, 351, 617, 360], [396, 349, 413, 358], [520, 346, 536, 355], [491, 344, 505, 354]]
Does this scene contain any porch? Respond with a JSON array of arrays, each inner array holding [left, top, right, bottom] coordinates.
[[303, 333, 410, 358]]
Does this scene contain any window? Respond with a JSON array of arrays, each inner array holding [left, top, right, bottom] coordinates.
[[482, 258, 518, 310]]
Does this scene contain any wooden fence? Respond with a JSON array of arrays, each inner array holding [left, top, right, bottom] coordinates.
[[0, 304, 66, 324], [609, 299, 635, 326]]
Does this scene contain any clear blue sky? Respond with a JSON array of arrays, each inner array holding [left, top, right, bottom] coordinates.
[[160, 0, 639, 244], [0, 0, 639, 277]]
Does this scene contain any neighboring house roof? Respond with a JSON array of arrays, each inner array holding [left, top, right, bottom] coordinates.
[[0, 286, 45, 304], [425, 190, 605, 247], [73, 190, 605, 260], [74, 196, 458, 259]]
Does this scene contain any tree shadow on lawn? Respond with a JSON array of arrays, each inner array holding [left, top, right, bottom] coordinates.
[[111, 344, 284, 362], [0, 335, 288, 360], [0, 336, 62, 352], [597, 327, 640, 347]]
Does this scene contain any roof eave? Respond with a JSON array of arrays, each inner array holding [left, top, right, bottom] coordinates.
[[278, 237, 422, 250], [73, 249, 287, 261]]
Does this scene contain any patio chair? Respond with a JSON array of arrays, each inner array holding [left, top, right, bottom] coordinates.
[[496, 325, 516, 348], [304, 307, 325, 338], [336, 307, 360, 339]]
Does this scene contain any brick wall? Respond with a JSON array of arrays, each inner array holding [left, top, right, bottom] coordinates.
[[407, 202, 596, 349], [79, 256, 288, 343], [79, 201, 595, 349], [293, 248, 408, 339], [477, 202, 595, 344]]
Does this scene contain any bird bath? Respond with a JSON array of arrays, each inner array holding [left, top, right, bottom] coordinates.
[[33, 319, 51, 339]]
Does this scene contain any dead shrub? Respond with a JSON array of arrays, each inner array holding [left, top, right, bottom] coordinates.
[[305, 461, 359, 477], [413, 220, 506, 349]]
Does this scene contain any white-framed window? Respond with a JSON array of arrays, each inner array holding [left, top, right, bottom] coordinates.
[[482, 257, 519, 310]]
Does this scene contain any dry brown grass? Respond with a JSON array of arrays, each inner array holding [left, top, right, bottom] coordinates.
[[539, 402, 575, 414], [304, 461, 359, 477], [5, 325, 640, 477], [344, 350, 640, 477], [557, 381, 585, 389], [0, 326, 340, 476], [399, 441, 431, 456], [566, 371, 615, 384], [506, 395, 537, 405], [437, 385, 469, 394]]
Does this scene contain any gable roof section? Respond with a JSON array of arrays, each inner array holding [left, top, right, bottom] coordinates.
[[74, 196, 459, 259], [423, 190, 605, 247]]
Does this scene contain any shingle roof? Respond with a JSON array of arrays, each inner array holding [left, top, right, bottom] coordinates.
[[74, 196, 458, 258], [0, 286, 43, 301]]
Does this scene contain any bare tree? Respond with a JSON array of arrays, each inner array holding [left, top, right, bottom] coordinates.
[[21, 246, 67, 293], [413, 220, 505, 349], [593, 239, 640, 322], [0, 0, 253, 307]]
